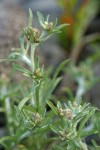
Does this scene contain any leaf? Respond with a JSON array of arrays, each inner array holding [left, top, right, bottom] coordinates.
[[0, 136, 11, 143], [18, 93, 32, 110], [46, 100, 58, 115], [8, 52, 20, 60], [52, 145, 64, 150], [53, 59, 70, 79], [92, 140, 100, 150], [57, 101, 62, 109], [50, 124, 58, 133], [78, 109, 96, 136], [53, 18, 58, 28], [46, 14, 50, 22], [52, 29, 61, 34], [12, 63, 31, 77], [19, 28, 27, 52], [29, 8, 33, 27], [0, 136, 12, 149], [42, 33, 53, 41], [56, 23, 69, 30], [37, 11, 44, 27]]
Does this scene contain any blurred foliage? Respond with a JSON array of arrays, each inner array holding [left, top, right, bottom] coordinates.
[[57, 0, 100, 56]]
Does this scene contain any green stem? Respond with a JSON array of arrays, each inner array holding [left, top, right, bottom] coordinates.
[[25, 41, 30, 54], [35, 85, 40, 112], [31, 43, 38, 71], [20, 30, 25, 54]]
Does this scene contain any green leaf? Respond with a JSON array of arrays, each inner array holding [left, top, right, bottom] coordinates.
[[37, 11, 44, 27], [29, 8, 33, 27], [0, 136, 12, 149], [57, 101, 62, 109], [78, 109, 96, 136], [0, 136, 11, 143], [52, 145, 64, 150], [52, 29, 61, 34], [56, 23, 69, 30], [50, 124, 58, 133], [46, 100, 58, 115], [53, 18, 58, 28], [42, 34, 53, 41], [92, 140, 100, 150], [53, 59, 70, 79], [46, 14, 50, 22], [8, 52, 20, 60], [12, 63, 31, 77], [18, 93, 32, 110]]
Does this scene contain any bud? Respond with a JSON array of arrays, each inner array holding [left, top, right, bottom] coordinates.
[[32, 68, 43, 80], [73, 102, 78, 107], [58, 108, 64, 117], [64, 108, 73, 119], [59, 131, 66, 140], [44, 21, 53, 31], [30, 112, 42, 125], [26, 27, 41, 43]]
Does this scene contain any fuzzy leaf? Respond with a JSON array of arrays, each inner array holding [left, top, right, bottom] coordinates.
[[52, 145, 64, 150], [56, 23, 69, 30], [92, 140, 100, 150], [8, 52, 20, 60], [12, 63, 31, 77], [18, 93, 32, 110], [37, 11, 44, 27], [78, 109, 96, 136], [50, 124, 58, 133], [47, 100, 58, 115], [0, 136, 12, 149], [53, 59, 70, 79], [29, 8, 33, 27], [53, 18, 58, 28]]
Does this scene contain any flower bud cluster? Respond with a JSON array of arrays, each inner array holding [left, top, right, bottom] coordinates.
[[26, 27, 41, 43], [23, 111, 42, 129], [59, 130, 67, 141], [30, 112, 42, 125], [58, 108, 73, 120], [32, 68, 43, 82], [44, 21, 53, 31]]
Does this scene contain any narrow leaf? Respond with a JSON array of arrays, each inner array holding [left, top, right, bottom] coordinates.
[[78, 109, 95, 136], [50, 124, 58, 133], [52, 145, 64, 150], [56, 23, 69, 30], [8, 52, 20, 60], [92, 140, 100, 150], [29, 8, 33, 27], [18, 93, 32, 110], [53, 59, 70, 79], [12, 63, 31, 76], [37, 11, 44, 27], [47, 100, 58, 115], [53, 18, 58, 28]]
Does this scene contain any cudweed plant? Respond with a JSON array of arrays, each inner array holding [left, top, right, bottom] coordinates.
[[0, 9, 99, 150]]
